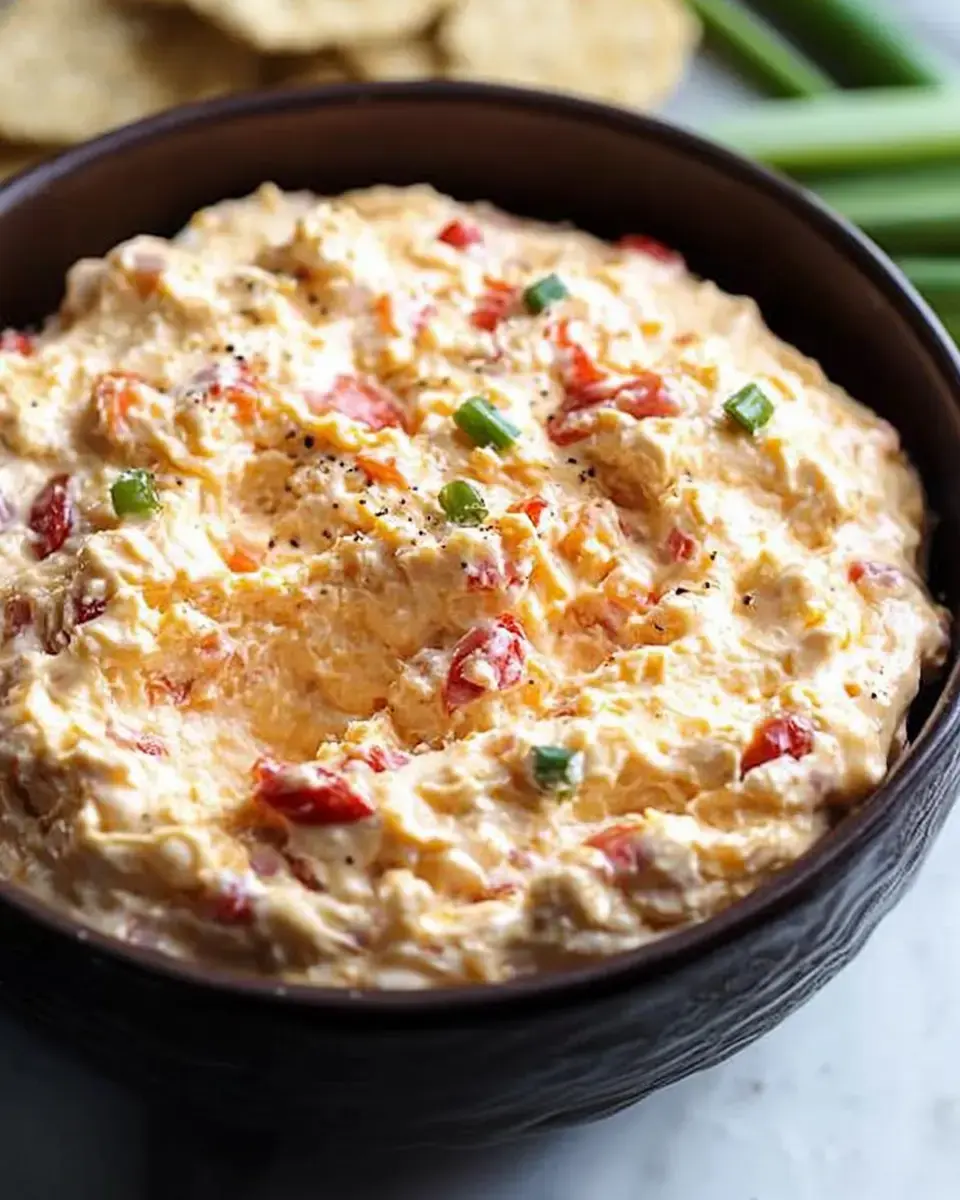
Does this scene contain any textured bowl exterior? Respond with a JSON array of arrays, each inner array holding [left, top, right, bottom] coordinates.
[[0, 84, 958, 1143]]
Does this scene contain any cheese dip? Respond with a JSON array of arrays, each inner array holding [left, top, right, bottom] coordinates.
[[0, 185, 947, 987]]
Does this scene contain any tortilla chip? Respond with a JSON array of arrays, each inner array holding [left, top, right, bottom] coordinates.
[[440, 0, 699, 111], [0, 0, 260, 144], [142, 0, 451, 54], [345, 39, 444, 81]]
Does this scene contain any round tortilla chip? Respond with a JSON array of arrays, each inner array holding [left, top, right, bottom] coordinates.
[[156, 0, 451, 54], [440, 0, 698, 111], [0, 0, 260, 145], [345, 39, 443, 81]]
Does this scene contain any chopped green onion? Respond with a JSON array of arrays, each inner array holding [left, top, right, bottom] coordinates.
[[523, 273, 569, 315], [751, 0, 945, 89], [808, 166, 960, 254], [111, 468, 161, 517], [531, 746, 583, 792], [724, 384, 775, 434], [454, 395, 520, 452], [439, 480, 487, 526], [708, 88, 960, 176], [688, 0, 836, 100]]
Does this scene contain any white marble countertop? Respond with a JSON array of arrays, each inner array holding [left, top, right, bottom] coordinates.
[[2, 2, 960, 1197]]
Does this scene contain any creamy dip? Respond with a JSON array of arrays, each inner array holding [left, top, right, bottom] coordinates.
[[0, 185, 946, 987]]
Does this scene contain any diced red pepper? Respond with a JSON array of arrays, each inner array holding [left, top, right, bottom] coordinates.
[[471, 280, 519, 332], [74, 595, 107, 625], [741, 713, 815, 775], [547, 321, 678, 444], [438, 219, 483, 250], [306, 375, 407, 432], [617, 234, 682, 264], [28, 475, 74, 560], [346, 745, 410, 773], [211, 881, 255, 925], [508, 496, 548, 529], [3, 595, 32, 639], [0, 329, 36, 356], [253, 756, 375, 825], [666, 527, 697, 563], [849, 561, 903, 588], [444, 614, 528, 711], [586, 824, 649, 875]]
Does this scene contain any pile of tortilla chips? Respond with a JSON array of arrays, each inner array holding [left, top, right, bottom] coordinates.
[[0, 0, 699, 180]]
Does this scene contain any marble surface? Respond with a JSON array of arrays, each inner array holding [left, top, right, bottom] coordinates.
[[3, 2, 960, 1197]]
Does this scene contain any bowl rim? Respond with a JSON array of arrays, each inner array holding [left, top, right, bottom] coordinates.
[[1, 79, 958, 1018]]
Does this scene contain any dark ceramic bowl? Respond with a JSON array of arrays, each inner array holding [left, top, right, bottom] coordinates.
[[1, 83, 959, 1145]]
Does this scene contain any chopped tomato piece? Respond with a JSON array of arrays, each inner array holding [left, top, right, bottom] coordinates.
[[508, 495, 548, 528], [849, 561, 903, 588], [741, 713, 815, 775], [4, 596, 32, 639], [346, 745, 410, 772], [617, 234, 682, 264], [253, 757, 375, 825], [471, 280, 519, 332], [28, 475, 74, 560], [0, 329, 36, 356], [93, 371, 145, 434], [438, 219, 483, 250], [666, 527, 697, 563], [586, 824, 649, 875], [74, 596, 107, 625], [444, 614, 528, 711], [306, 375, 406, 432], [356, 454, 408, 488]]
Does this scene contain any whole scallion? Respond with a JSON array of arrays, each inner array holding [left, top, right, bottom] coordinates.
[[751, 0, 945, 89], [688, 0, 836, 100], [708, 89, 960, 176]]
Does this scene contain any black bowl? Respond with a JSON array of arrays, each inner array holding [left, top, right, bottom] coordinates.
[[1, 83, 959, 1144]]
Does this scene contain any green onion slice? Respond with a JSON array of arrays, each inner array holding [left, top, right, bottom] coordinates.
[[111, 468, 161, 518], [439, 479, 488, 526], [531, 745, 584, 792], [523, 273, 569, 315], [454, 395, 520, 452], [724, 384, 775, 434]]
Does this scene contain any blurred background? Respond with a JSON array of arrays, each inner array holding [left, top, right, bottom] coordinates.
[[0, 2, 959, 1197]]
